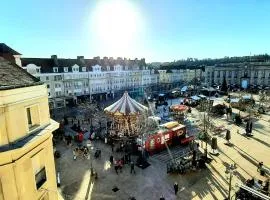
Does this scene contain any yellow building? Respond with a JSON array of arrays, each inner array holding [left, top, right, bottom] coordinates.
[[0, 54, 59, 199]]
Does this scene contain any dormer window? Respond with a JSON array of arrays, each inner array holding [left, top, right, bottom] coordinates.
[[53, 67, 58, 73], [64, 67, 68, 72], [82, 67, 86, 72]]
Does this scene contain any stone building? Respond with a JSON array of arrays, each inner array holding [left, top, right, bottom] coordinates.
[[0, 53, 59, 199], [21, 54, 159, 109], [205, 63, 270, 88]]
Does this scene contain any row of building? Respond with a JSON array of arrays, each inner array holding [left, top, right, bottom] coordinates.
[[1, 43, 270, 110], [1, 44, 202, 109]]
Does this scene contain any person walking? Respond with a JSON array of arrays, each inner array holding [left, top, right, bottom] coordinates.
[[257, 161, 263, 172], [173, 182, 179, 195], [110, 155, 114, 165], [130, 161, 136, 174], [111, 142, 114, 152], [73, 148, 78, 160], [114, 164, 118, 174], [160, 195, 165, 200]]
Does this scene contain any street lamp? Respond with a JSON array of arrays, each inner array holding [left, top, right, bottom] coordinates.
[[87, 142, 94, 176], [225, 163, 237, 200]]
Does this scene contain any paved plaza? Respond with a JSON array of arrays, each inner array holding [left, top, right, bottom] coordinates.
[[54, 95, 270, 200]]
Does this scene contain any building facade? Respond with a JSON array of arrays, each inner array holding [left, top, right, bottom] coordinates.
[[205, 63, 270, 88], [21, 55, 160, 109], [1, 44, 202, 110], [0, 55, 59, 200]]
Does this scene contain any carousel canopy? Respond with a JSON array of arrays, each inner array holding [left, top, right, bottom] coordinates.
[[170, 104, 189, 112], [104, 92, 148, 116]]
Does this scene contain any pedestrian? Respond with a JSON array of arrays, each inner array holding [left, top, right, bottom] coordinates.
[[73, 148, 78, 160], [119, 160, 123, 173], [257, 161, 263, 172], [114, 165, 118, 174], [110, 155, 114, 165], [121, 156, 125, 165], [111, 142, 114, 152], [66, 135, 72, 146], [125, 154, 129, 164], [160, 195, 165, 200], [128, 152, 131, 163], [77, 132, 84, 148], [130, 161, 135, 174], [83, 146, 89, 159], [173, 182, 179, 195]]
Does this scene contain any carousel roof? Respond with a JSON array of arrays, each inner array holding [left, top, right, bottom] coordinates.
[[104, 92, 148, 116], [170, 104, 189, 112]]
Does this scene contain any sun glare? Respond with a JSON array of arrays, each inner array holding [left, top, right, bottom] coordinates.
[[92, 0, 142, 56]]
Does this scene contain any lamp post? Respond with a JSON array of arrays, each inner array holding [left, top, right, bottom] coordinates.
[[87, 142, 94, 176], [225, 163, 237, 200]]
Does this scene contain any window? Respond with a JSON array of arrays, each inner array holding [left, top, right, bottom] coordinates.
[[26, 106, 40, 130], [27, 108, 32, 127], [217, 71, 220, 78], [64, 67, 68, 72], [53, 67, 58, 73], [82, 67, 86, 72], [46, 76, 49, 81], [47, 84, 50, 88], [254, 70, 258, 77], [35, 167, 47, 190], [36, 69, 40, 73]]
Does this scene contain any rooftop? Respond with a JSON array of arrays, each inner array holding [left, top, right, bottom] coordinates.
[[0, 43, 21, 56], [0, 56, 42, 90]]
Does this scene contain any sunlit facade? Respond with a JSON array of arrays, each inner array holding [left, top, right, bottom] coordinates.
[[205, 63, 270, 88], [0, 55, 59, 200]]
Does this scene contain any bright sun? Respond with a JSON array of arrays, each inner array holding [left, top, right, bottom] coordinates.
[[92, 0, 141, 56]]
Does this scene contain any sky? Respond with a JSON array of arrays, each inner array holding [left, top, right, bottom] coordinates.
[[1, 0, 270, 62]]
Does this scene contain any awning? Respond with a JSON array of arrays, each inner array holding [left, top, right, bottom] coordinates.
[[199, 94, 207, 98], [181, 86, 187, 92], [242, 95, 251, 100], [230, 98, 240, 103], [172, 125, 185, 131], [160, 121, 179, 129], [191, 96, 201, 101]]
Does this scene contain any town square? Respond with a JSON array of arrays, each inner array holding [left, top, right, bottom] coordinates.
[[1, 1, 270, 200]]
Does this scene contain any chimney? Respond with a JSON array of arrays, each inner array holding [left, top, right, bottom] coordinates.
[[77, 56, 85, 64], [51, 55, 58, 66], [14, 55, 22, 67]]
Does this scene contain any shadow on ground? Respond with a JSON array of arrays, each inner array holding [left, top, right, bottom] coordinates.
[[55, 139, 232, 200]]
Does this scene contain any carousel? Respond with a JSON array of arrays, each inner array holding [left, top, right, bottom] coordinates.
[[104, 91, 148, 138], [170, 104, 189, 122]]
